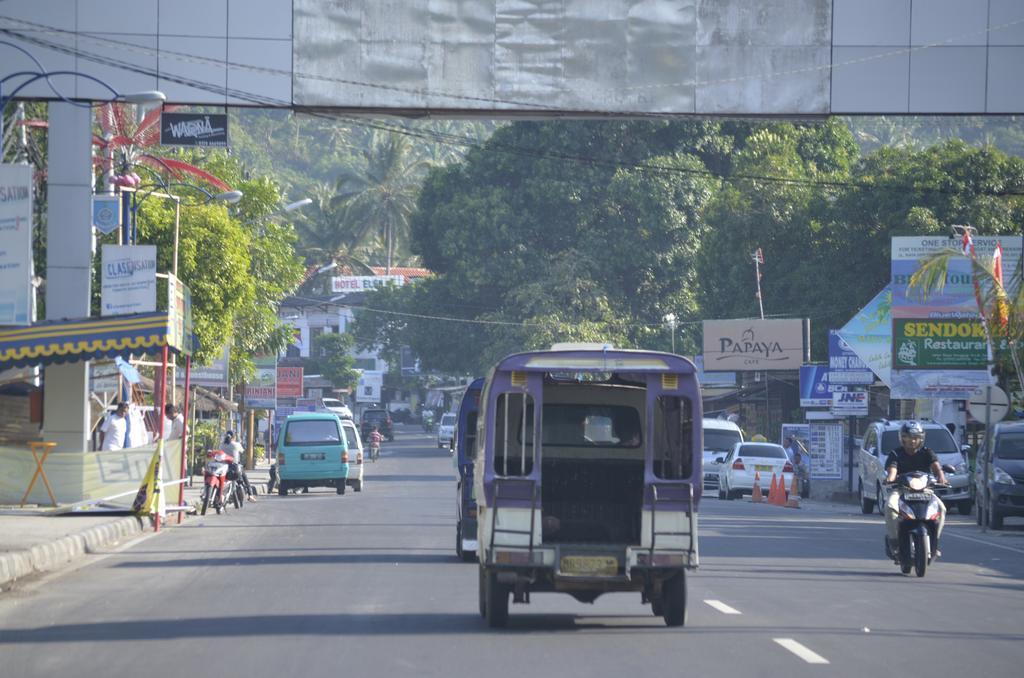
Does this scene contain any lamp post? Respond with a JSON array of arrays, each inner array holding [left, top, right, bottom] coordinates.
[[663, 313, 677, 354]]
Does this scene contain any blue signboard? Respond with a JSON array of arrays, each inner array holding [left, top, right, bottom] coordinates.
[[827, 330, 875, 385], [92, 194, 121, 234], [800, 365, 833, 407]]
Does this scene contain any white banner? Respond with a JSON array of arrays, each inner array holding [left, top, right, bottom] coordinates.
[[0, 164, 33, 325], [808, 423, 844, 479], [101, 245, 157, 316]]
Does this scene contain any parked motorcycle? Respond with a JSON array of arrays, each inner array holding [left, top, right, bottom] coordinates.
[[885, 471, 945, 577]]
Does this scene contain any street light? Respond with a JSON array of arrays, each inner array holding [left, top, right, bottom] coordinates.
[[284, 198, 313, 212], [663, 313, 678, 354], [130, 180, 244, 276], [1, 41, 166, 150]]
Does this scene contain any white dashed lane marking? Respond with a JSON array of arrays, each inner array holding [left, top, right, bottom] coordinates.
[[703, 599, 742, 615], [773, 638, 830, 664]]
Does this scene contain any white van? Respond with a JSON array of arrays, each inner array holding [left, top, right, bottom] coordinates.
[[702, 418, 744, 492]]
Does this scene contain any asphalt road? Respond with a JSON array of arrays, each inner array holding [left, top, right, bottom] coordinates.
[[1, 425, 1023, 677]]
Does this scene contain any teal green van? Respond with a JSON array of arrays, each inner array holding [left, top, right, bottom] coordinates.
[[277, 413, 350, 495]]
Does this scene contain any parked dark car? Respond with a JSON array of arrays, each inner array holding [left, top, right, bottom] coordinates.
[[361, 409, 394, 442], [974, 421, 1024, 529]]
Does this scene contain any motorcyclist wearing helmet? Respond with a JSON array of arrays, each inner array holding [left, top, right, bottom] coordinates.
[[883, 421, 949, 558]]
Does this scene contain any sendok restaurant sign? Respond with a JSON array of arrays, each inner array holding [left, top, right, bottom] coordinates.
[[703, 319, 804, 371]]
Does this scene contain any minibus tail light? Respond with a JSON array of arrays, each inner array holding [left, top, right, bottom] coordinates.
[[356, 452, 363, 464], [342, 451, 349, 464], [732, 458, 745, 470]]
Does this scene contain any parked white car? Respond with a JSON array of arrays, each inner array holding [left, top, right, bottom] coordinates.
[[322, 397, 353, 420], [718, 442, 794, 500], [702, 418, 743, 492], [437, 412, 457, 449], [340, 419, 364, 491]]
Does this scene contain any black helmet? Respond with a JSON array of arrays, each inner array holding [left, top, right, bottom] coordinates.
[[900, 421, 925, 438]]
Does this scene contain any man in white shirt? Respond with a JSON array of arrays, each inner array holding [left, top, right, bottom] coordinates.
[[163, 404, 185, 440], [100, 401, 130, 451]]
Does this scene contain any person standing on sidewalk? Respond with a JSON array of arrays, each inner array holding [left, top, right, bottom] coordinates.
[[99, 402, 130, 451], [223, 431, 257, 501]]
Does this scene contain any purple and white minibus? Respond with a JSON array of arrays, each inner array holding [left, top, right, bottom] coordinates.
[[474, 345, 702, 627]]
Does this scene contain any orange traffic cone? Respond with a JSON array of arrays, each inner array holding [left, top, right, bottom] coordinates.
[[768, 473, 779, 504], [773, 473, 786, 506], [751, 471, 763, 503], [786, 474, 801, 508]]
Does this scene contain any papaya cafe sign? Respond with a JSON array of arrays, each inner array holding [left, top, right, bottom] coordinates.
[[702, 318, 804, 371]]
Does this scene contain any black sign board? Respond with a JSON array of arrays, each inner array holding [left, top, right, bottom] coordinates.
[[159, 112, 229, 147]]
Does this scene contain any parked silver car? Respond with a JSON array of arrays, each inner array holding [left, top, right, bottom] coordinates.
[[858, 419, 971, 515]]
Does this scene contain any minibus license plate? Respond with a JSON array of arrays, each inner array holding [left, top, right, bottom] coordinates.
[[301, 453, 326, 461], [560, 555, 617, 576]]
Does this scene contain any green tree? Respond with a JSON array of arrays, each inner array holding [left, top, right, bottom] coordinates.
[[333, 130, 430, 272], [308, 332, 359, 390], [355, 120, 726, 374]]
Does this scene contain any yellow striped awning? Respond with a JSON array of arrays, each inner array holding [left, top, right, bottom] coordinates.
[[0, 313, 176, 369]]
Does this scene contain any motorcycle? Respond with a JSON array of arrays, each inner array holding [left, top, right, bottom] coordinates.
[[422, 412, 435, 432], [885, 471, 946, 577], [201, 452, 242, 515]]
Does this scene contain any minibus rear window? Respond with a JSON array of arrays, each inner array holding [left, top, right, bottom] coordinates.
[[285, 420, 342, 446]]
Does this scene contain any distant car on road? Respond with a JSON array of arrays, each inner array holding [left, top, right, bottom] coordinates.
[[702, 418, 743, 492], [340, 418, 364, 492], [322, 397, 353, 420], [276, 413, 349, 495], [718, 442, 793, 500], [360, 408, 393, 442], [973, 421, 1024, 529], [437, 412, 457, 449]]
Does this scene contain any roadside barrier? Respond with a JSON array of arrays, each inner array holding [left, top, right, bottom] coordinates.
[[785, 474, 801, 509], [751, 471, 764, 503]]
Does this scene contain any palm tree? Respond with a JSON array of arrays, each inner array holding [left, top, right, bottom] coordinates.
[[909, 241, 1024, 391], [332, 130, 429, 273], [94, 102, 232, 191], [293, 183, 374, 290]]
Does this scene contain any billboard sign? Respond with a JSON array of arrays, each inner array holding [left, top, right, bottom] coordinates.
[[159, 112, 229, 147], [101, 244, 157, 316], [0, 164, 33, 325], [837, 286, 892, 387], [277, 366, 304, 398], [889, 235, 1022, 398], [702, 319, 804, 371], [182, 344, 230, 388], [166, 273, 193, 356], [830, 389, 868, 417], [799, 365, 833, 407], [828, 330, 874, 384], [356, 370, 383, 403], [245, 356, 277, 409], [331, 275, 405, 294]]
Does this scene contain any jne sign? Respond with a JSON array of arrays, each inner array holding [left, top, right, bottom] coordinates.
[[830, 390, 868, 416]]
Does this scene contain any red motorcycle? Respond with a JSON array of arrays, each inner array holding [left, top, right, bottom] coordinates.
[[201, 450, 240, 515]]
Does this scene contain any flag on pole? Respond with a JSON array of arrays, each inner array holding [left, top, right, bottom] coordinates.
[[132, 440, 165, 518], [961, 230, 974, 256], [993, 241, 1009, 327]]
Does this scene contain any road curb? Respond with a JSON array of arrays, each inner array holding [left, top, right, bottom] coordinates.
[[0, 515, 145, 589], [0, 481, 270, 590]]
